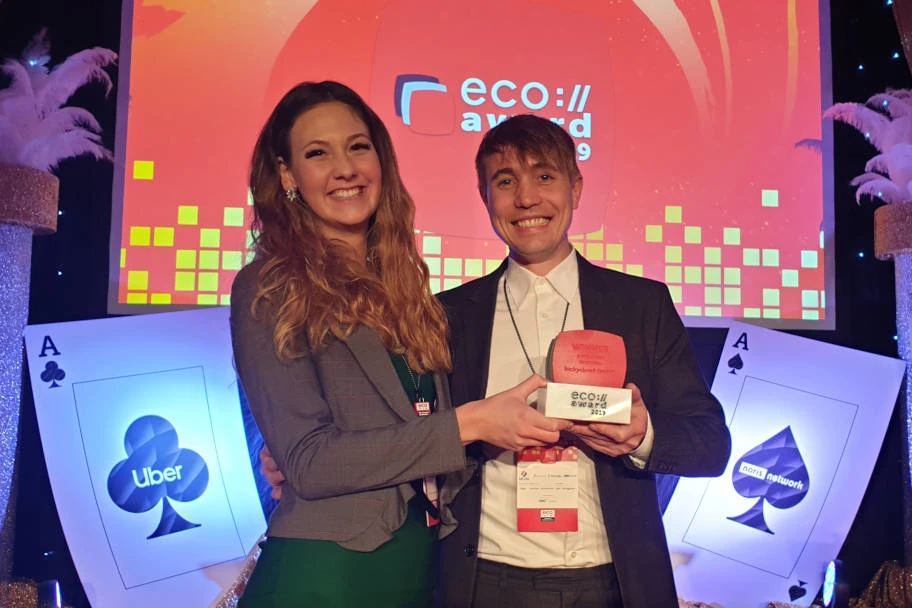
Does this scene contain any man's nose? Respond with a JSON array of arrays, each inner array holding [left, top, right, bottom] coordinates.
[[515, 180, 538, 208]]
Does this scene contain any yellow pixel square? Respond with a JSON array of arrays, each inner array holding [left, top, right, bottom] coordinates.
[[444, 278, 462, 290], [199, 250, 220, 270], [585, 227, 604, 240], [606, 263, 623, 272], [705, 287, 722, 305], [605, 244, 623, 261], [222, 251, 243, 270], [198, 294, 218, 305], [704, 247, 721, 265], [684, 226, 702, 244], [668, 285, 682, 303], [724, 268, 741, 285], [178, 205, 199, 226], [130, 226, 151, 246], [153, 227, 174, 247], [133, 160, 154, 180], [665, 266, 682, 283], [665, 206, 682, 223], [723, 227, 741, 246], [200, 228, 221, 248], [126, 292, 148, 304], [465, 259, 483, 277], [645, 225, 662, 243], [176, 250, 196, 270], [685, 266, 702, 284], [444, 258, 462, 276], [174, 271, 195, 291], [150, 293, 172, 305], [127, 270, 148, 291], [224, 207, 245, 227], [120, 248, 126, 268], [486, 259, 502, 274], [704, 267, 721, 284], [665, 246, 682, 264], [198, 272, 219, 292], [573, 242, 584, 254], [586, 243, 604, 261], [626, 264, 643, 276]]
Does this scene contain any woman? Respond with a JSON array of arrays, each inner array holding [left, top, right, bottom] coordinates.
[[231, 81, 567, 607]]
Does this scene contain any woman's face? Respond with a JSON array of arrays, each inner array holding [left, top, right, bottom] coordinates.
[[279, 101, 382, 247]]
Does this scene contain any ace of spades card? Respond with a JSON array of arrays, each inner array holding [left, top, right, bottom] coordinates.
[[663, 321, 905, 607], [24, 308, 265, 608]]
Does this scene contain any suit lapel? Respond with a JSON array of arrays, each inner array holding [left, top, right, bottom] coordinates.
[[343, 325, 416, 422]]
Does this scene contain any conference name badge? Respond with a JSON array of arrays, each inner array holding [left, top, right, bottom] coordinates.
[[516, 446, 579, 532]]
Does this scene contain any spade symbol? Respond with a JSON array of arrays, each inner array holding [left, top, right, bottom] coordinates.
[[728, 426, 809, 534], [727, 354, 743, 374], [40, 361, 66, 388], [788, 580, 808, 601]]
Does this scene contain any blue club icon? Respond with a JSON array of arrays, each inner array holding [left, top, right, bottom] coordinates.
[[107, 415, 208, 539]]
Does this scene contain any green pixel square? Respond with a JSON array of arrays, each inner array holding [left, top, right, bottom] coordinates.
[[763, 308, 781, 319], [802, 290, 819, 308], [743, 249, 760, 266], [801, 250, 819, 268], [198, 272, 219, 292], [486, 259, 502, 273], [763, 289, 780, 307], [782, 269, 799, 287], [802, 310, 821, 320], [465, 259, 483, 277], [724, 287, 741, 305], [153, 227, 174, 247], [443, 278, 462, 290], [704, 307, 722, 317], [425, 257, 441, 276], [222, 251, 243, 270], [175, 250, 196, 270], [684, 266, 702, 284], [684, 226, 702, 244], [704, 267, 721, 284], [668, 285, 682, 303], [665, 246, 682, 264], [197, 294, 218, 305], [704, 247, 721, 265], [199, 250, 220, 270], [224, 207, 245, 227], [723, 227, 741, 246], [724, 268, 741, 285], [174, 271, 195, 291], [423, 235, 441, 255], [744, 308, 762, 318], [444, 258, 462, 276], [704, 286, 722, 305], [685, 306, 702, 316], [200, 228, 221, 248], [665, 266, 682, 283], [645, 225, 663, 243], [246, 251, 256, 264], [220, 294, 232, 305], [761, 189, 779, 207], [665, 206, 682, 223], [762, 249, 780, 267], [428, 278, 441, 294]]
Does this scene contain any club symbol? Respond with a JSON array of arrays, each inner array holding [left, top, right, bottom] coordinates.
[[727, 353, 744, 375], [107, 415, 208, 539], [40, 361, 66, 388], [727, 426, 809, 534], [788, 580, 808, 601]]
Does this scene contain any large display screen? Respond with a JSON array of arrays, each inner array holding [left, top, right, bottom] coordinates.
[[109, 0, 834, 328]]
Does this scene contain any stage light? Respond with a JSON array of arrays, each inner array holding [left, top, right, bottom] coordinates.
[[822, 559, 849, 608]]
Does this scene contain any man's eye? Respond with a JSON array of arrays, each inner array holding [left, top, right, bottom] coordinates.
[[497, 178, 513, 187], [540, 174, 554, 181]]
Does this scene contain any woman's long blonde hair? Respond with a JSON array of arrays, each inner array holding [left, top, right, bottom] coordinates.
[[248, 81, 450, 373]]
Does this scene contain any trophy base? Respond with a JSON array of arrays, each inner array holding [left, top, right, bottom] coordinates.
[[535, 382, 631, 423]]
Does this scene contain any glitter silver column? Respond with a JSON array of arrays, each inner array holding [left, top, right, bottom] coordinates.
[[0, 164, 58, 584], [0, 224, 32, 583]]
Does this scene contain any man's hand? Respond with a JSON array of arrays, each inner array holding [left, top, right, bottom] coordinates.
[[569, 382, 648, 457], [456, 374, 573, 451], [260, 445, 285, 500]]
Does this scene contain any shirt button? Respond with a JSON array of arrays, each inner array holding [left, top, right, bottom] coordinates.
[[541, 312, 549, 318], [570, 552, 577, 558], [464, 545, 477, 557]]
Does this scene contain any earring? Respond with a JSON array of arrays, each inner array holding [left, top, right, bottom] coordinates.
[[285, 187, 299, 202]]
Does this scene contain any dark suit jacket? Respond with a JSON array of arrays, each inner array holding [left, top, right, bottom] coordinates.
[[436, 254, 731, 607]]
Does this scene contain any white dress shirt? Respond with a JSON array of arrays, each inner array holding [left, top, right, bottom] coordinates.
[[477, 250, 653, 568]]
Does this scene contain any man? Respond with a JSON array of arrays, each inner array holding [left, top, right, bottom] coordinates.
[[262, 114, 730, 607], [434, 114, 730, 607]]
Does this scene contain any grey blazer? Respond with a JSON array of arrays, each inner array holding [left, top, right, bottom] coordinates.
[[230, 261, 468, 551]]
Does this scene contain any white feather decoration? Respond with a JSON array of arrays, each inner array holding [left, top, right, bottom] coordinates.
[[0, 28, 116, 173]]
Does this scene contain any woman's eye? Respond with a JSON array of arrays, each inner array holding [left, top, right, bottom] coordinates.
[[351, 141, 373, 151], [304, 149, 324, 159]]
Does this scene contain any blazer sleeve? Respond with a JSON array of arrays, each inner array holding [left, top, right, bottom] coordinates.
[[230, 265, 466, 501], [639, 285, 732, 478]]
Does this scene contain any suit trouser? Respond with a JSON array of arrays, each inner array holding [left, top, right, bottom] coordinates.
[[471, 558, 623, 608]]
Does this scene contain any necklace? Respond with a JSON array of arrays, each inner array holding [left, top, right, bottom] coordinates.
[[503, 277, 569, 376], [400, 354, 432, 416]]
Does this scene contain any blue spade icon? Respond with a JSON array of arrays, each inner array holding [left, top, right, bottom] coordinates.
[[728, 426, 809, 534]]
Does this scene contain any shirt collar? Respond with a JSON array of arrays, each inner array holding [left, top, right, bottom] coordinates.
[[504, 249, 580, 308]]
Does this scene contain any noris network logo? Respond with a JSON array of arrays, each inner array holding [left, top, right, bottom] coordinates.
[[107, 415, 209, 539]]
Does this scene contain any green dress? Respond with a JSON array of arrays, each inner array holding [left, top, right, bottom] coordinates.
[[238, 354, 438, 608]]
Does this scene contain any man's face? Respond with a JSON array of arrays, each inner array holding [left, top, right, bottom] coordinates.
[[480, 147, 582, 275]]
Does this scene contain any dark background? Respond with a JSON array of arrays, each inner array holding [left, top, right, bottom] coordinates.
[[0, 0, 906, 605]]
